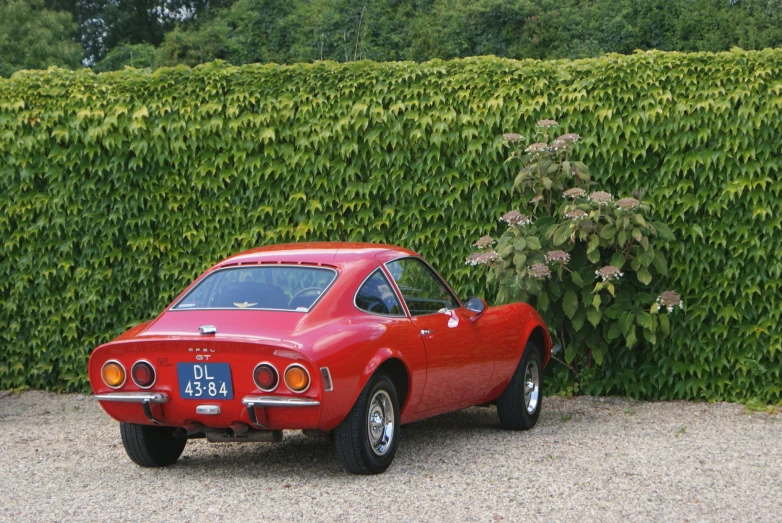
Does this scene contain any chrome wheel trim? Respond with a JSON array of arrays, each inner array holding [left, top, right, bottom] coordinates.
[[524, 360, 540, 415], [367, 389, 394, 456]]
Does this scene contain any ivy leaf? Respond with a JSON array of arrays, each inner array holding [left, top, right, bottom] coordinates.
[[652, 251, 668, 275], [607, 322, 621, 340], [654, 222, 675, 241], [600, 224, 616, 239], [563, 291, 578, 319], [610, 252, 625, 269], [587, 307, 602, 327], [587, 234, 599, 253], [619, 312, 635, 336], [625, 327, 637, 348], [565, 344, 578, 364], [636, 267, 652, 285], [659, 314, 670, 336], [538, 291, 549, 312], [636, 311, 653, 329], [526, 236, 542, 250], [571, 308, 586, 331], [552, 225, 570, 246]]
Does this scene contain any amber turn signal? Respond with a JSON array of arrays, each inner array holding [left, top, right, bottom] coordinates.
[[284, 365, 310, 392], [101, 361, 125, 388]]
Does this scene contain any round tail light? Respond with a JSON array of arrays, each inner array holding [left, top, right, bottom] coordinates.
[[101, 361, 126, 389], [253, 363, 278, 392], [284, 364, 310, 393], [131, 361, 156, 388]]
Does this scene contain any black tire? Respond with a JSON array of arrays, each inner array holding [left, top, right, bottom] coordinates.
[[335, 373, 400, 474], [120, 422, 187, 467], [497, 343, 543, 430]]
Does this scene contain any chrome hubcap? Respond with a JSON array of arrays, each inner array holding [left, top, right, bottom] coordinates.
[[524, 360, 540, 414], [367, 390, 394, 456]]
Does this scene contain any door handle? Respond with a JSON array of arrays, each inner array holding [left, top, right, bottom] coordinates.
[[420, 329, 434, 336]]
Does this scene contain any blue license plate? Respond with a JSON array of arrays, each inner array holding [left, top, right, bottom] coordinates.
[[177, 363, 234, 400]]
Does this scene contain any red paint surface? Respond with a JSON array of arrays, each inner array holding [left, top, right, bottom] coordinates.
[[89, 242, 550, 432]]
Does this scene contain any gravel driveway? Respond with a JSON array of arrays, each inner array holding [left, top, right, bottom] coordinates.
[[0, 391, 779, 522]]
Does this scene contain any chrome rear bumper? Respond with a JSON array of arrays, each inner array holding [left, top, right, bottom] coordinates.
[[241, 395, 320, 407], [94, 393, 318, 428], [94, 392, 169, 404], [242, 395, 320, 430], [95, 392, 168, 425]]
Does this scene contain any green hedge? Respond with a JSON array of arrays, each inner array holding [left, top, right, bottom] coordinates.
[[1, 50, 781, 402]]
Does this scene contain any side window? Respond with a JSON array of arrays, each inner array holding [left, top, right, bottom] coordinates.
[[355, 270, 405, 316], [385, 258, 459, 316]]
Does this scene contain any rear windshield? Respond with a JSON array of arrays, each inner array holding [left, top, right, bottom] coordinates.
[[172, 266, 337, 312]]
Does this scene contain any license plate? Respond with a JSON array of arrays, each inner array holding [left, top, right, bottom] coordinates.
[[177, 363, 234, 400]]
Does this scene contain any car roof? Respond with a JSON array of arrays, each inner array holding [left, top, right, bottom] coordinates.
[[215, 242, 418, 269]]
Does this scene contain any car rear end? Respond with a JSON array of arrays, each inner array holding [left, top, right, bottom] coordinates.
[[89, 336, 326, 440]]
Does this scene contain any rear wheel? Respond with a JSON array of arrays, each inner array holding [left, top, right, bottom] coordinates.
[[335, 373, 400, 474], [497, 343, 543, 430], [120, 422, 187, 467]]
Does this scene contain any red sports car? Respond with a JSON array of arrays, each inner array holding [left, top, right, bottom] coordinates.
[[89, 242, 551, 474]]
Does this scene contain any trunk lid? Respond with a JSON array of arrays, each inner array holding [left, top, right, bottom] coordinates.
[[140, 309, 307, 342]]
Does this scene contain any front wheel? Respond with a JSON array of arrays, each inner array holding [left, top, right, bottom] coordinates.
[[497, 343, 543, 430], [335, 373, 400, 474], [120, 422, 187, 467]]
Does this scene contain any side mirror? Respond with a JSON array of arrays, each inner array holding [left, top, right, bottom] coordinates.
[[465, 296, 487, 323]]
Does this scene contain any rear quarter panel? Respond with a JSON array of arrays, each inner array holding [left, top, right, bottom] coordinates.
[[309, 315, 427, 430], [480, 302, 551, 403]]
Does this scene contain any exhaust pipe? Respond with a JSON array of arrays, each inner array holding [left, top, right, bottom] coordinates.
[[175, 422, 204, 438], [225, 423, 250, 436]]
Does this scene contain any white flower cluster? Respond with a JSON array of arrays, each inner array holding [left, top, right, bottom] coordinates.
[[536, 119, 558, 128], [616, 197, 640, 210], [544, 250, 571, 264], [596, 265, 623, 282], [563, 188, 586, 199], [473, 235, 495, 249], [528, 263, 551, 279], [589, 191, 613, 205], [549, 140, 568, 151], [657, 291, 683, 312], [557, 133, 581, 143], [466, 253, 482, 266], [500, 210, 532, 227], [565, 209, 587, 220], [525, 142, 548, 154]]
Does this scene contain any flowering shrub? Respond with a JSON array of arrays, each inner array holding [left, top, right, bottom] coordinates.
[[470, 121, 681, 390]]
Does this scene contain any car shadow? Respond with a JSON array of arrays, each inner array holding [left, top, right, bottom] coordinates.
[[170, 405, 556, 478]]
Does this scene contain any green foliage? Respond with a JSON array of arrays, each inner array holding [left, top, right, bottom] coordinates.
[[156, 25, 233, 68], [93, 44, 158, 73], [0, 51, 781, 404], [44, 0, 235, 63], [0, 0, 83, 77], [472, 126, 680, 394], [140, 0, 782, 68], [82, 0, 782, 70]]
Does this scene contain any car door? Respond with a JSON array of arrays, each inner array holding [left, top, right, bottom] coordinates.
[[383, 257, 494, 413]]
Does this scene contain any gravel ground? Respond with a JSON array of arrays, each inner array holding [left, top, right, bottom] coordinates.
[[0, 391, 779, 522]]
